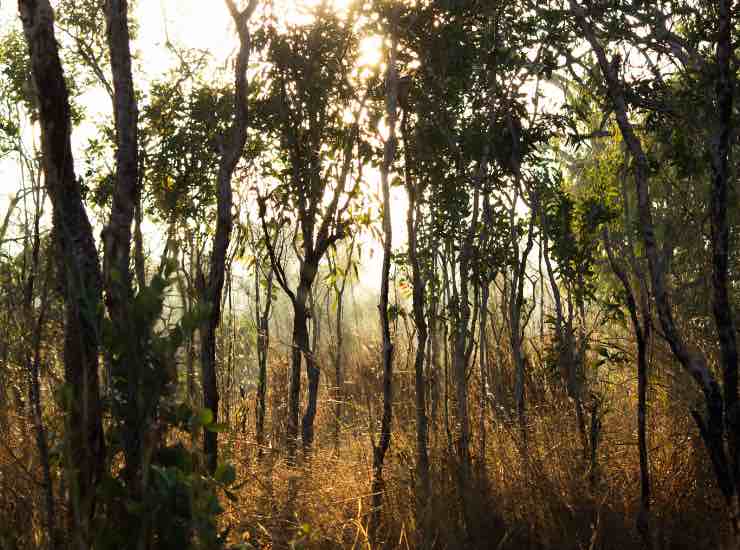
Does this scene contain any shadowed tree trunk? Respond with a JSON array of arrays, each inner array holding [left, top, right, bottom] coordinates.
[[571, 0, 740, 539], [403, 107, 431, 542], [18, 2, 105, 546], [508, 186, 536, 452], [604, 228, 652, 548], [103, 0, 145, 495], [369, 8, 399, 541], [199, 0, 257, 474], [255, 261, 273, 461]]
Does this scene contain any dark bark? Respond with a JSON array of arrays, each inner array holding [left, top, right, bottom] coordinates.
[[255, 263, 273, 460], [200, 0, 257, 473], [104, 0, 144, 493], [25, 197, 57, 550], [571, 0, 739, 536], [287, 281, 310, 464], [604, 229, 652, 547], [452, 188, 478, 540], [510, 190, 536, 450], [541, 205, 589, 463], [301, 282, 321, 456], [18, 2, 105, 546], [403, 114, 431, 541], [478, 282, 489, 483], [710, 0, 740, 508], [369, 12, 399, 541]]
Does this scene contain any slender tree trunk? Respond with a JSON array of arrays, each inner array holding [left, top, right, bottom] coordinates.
[[332, 238, 354, 454], [478, 283, 489, 483], [452, 186, 482, 541], [429, 251, 441, 441], [571, 1, 739, 538], [604, 229, 652, 546], [333, 283, 345, 454], [256, 264, 273, 460], [18, 4, 105, 546], [288, 279, 311, 464], [25, 196, 57, 550], [200, 0, 256, 473], [404, 122, 431, 542], [369, 12, 399, 540], [510, 197, 536, 452]]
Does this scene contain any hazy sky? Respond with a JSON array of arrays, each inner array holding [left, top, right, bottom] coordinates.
[[0, 0, 400, 287]]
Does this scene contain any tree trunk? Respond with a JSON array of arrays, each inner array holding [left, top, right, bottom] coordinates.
[[25, 197, 57, 550], [18, 3, 105, 546], [331, 237, 354, 454], [256, 264, 273, 460], [510, 195, 536, 452], [200, 0, 256, 473], [709, 0, 740, 519], [288, 279, 311, 464], [572, 1, 739, 538], [369, 13, 399, 540], [404, 125, 431, 541], [604, 228, 652, 546]]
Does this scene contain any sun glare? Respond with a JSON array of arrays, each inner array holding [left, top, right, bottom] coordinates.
[[358, 35, 383, 67]]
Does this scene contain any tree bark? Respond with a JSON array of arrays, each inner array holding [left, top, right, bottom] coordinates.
[[104, 0, 144, 493], [369, 11, 399, 540], [571, 0, 739, 537], [18, 2, 105, 546], [200, 0, 257, 473], [709, 0, 740, 510], [604, 228, 652, 547], [287, 279, 310, 464], [255, 263, 273, 460], [404, 117, 431, 540]]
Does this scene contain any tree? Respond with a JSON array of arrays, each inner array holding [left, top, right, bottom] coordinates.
[[198, 0, 258, 474], [368, 3, 399, 542], [559, 0, 740, 540], [18, 3, 105, 545], [254, 3, 369, 462]]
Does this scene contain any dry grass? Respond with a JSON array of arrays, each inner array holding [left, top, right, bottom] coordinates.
[[0, 332, 732, 550]]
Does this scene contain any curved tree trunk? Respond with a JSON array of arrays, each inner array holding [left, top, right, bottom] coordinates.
[[572, 0, 739, 538], [18, 2, 105, 546], [200, 0, 257, 474]]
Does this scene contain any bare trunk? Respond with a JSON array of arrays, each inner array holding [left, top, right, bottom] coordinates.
[[26, 199, 57, 550], [604, 230, 652, 545], [200, 0, 256, 473], [18, 3, 105, 546], [288, 280, 310, 464], [256, 265, 272, 460], [510, 198, 536, 450], [332, 238, 354, 454], [369, 14, 399, 540], [333, 287, 344, 454], [710, 0, 740, 515], [478, 283, 489, 483], [572, 1, 738, 537], [404, 121, 431, 539]]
